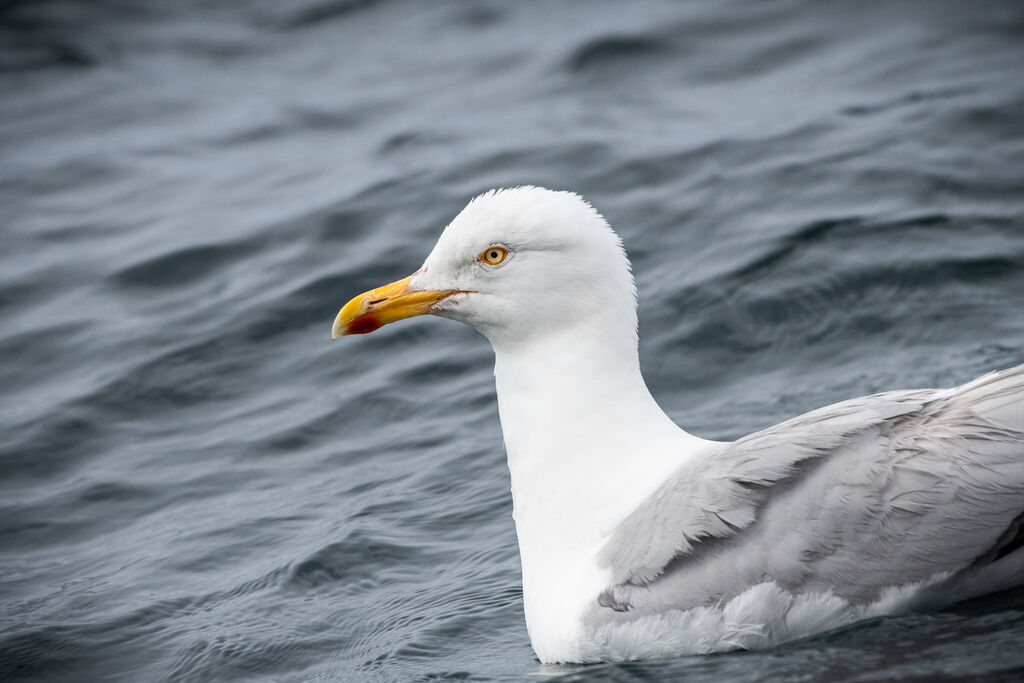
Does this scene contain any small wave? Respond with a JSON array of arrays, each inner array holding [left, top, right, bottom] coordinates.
[[109, 241, 253, 289], [564, 35, 671, 75], [285, 530, 435, 589]]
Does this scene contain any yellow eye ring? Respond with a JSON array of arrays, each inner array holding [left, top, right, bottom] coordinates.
[[480, 245, 509, 266]]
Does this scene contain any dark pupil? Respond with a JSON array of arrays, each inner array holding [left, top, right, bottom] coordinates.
[[489, 251, 498, 259]]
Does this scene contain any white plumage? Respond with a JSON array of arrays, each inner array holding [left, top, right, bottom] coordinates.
[[333, 186, 1024, 664]]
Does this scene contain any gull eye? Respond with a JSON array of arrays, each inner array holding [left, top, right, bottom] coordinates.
[[480, 245, 509, 266]]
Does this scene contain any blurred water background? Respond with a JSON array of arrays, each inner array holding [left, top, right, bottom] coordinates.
[[3, 0, 1024, 680]]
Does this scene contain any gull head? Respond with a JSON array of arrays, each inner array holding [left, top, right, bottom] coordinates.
[[332, 186, 638, 350]]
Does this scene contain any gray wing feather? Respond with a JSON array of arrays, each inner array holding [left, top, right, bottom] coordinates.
[[597, 363, 1024, 612]]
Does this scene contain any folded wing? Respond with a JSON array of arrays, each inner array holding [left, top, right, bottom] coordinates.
[[596, 364, 1024, 616]]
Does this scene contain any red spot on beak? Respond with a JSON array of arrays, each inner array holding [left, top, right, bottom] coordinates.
[[347, 315, 382, 335]]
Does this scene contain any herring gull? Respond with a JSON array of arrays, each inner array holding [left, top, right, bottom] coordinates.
[[331, 186, 1024, 663]]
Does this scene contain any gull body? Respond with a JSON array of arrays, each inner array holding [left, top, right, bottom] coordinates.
[[333, 187, 1024, 663]]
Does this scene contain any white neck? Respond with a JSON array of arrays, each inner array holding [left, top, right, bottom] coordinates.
[[490, 319, 713, 659]]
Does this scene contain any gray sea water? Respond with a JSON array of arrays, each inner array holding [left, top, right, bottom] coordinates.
[[3, 1, 1024, 680]]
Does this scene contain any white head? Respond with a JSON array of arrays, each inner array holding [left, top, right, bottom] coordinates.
[[333, 186, 638, 354]]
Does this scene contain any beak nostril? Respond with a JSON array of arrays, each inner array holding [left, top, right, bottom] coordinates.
[[368, 297, 388, 305]]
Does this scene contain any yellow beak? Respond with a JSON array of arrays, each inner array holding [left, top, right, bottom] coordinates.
[[332, 274, 464, 338]]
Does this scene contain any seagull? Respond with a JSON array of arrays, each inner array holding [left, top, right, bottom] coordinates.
[[331, 186, 1024, 663]]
